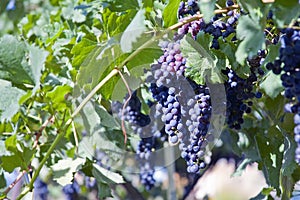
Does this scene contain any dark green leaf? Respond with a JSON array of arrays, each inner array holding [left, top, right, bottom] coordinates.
[[281, 132, 298, 176], [94, 104, 120, 129], [162, 0, 180, 27], [0, 171, 5, 190], [1, 155, 20, 173], [256, 126, 283, 192]]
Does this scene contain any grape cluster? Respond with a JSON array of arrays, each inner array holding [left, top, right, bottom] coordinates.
[[180, 88, 212, 173], [266, 28, 300, 163], [62, 181, 80, 200], [150, 83, 183, 144], [222, 68, 262, 129], [152, 41, 187, 87], [178, 0, 199, 18], [34, 178, 49, 200]]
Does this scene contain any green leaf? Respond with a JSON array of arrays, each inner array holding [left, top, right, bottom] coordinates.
[[199, 0, 216, 23], [281, 132, 298, 176], [0, 171, 5, 190], [45, 85, 72, 112], [51, 158, 85, 185], [236, 15, 265, 65], [237, 0, 265, 20], [27, 44, 49, 92], [162, 0, 180, 27], [0, 80, 25, 121], [92, 163, 124, 184], [103, 0, 139, 12], [95, 182, 112, 199], [94, 104, 120, 129], [260, 72, 283, 99], [271, 4, 300, 28], [120, 9, 146, 53], [181, 34, 222, 84], [110, 73, 141, 102], [0, 35, 47, 89], [76, 39, 125, 95], [256, 126, 283, 192], [5, 134, 17, 153], [71, 38, 97, 68], [1, 155, 21, 173]]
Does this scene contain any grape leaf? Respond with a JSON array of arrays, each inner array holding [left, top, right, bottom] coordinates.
[[1, 155, 20, 173], [51, 158, 85, 185], [27, 44, 49, 93], [236, 15, 265, 65], [103, 0, 139, 12], [71, 38, 97, 68], [45, 85, 72, 112], [120, 9, 146, 53], [181, 34, 222, 84], [0, 171, 5, 190], [256, 126, 283, 192], [96, 182, 112, 199], [281, 132, 298, 176], [0, 35, 47, 90], [271, 3, 300, 28], [199, 0, 216, 23], [0, 80, 25, 122], [162, 0, 180, 27], [260, 71, 283, 99], [92, 163, 124, 184]]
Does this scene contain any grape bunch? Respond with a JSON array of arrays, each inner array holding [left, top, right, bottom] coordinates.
[[222, 68, 261, 129], [62, 181, 80, 200], [180, 88, 212, 173], [149, 83, 183, 144], [34, 178, 49, 200], [178, 0, 199, 18], [266, 27, 300, 163]]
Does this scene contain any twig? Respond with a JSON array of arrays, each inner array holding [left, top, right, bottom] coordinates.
[[118, 69, 133, 144], [71, 117, 79, 152], [3, 170, 27, 195], [33, 115, 55, 148]]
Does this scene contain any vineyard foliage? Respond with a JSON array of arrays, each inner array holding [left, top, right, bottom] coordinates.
[[0, 0, 300, 199]]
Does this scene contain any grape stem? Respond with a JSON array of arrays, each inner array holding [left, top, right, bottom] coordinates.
[[15, 4, 240, 199], [118, 69, 133, 144]]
